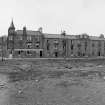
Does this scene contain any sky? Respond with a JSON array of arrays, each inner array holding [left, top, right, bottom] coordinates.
[[1, 0, 105, 36]]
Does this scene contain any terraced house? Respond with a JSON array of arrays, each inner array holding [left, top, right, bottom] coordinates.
[[6, 20, 105, 58]]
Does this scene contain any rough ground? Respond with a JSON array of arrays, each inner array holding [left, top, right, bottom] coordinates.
[[1, 59, 105, 105]]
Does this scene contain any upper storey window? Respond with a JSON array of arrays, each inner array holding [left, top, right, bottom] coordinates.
[[54, 40, 59, 44], [47, 40, 50, 50], [92, 43, 95, 47], [36, 41, 40, 48], [27, 43, 32, 48], [8, 36, 13, 40], [27, 36, 32, 41], [18, 36, 22, 40]]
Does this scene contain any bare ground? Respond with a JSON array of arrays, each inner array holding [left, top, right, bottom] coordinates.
[[0, 59, 105, 105]]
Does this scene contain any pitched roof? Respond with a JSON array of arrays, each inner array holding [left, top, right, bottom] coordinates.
[[16, 30, 105, 40], [89, 36, 105, 40], [16, 30, 42, 36], [44, 33, 77, 39], [44, 33, 62, 38]]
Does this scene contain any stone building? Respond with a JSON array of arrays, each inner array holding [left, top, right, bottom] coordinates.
[[7, 21, 44, 58], [7, 20, 105, 58], [0, 36, 8, 58]]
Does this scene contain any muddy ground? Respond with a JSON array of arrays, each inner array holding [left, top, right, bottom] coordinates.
[[0, 59, 105, 105]]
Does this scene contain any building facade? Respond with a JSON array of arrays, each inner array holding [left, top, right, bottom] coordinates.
[[6, 21, 105, 58]]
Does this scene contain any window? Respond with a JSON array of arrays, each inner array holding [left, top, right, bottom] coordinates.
[[54, 52, 58, 57], [98, 42, 101, 47], [40, 51, 43, 57], [27, 43, 32, 48], [54, 43, 58, 49], [27, 51, 32, 55], [9, 36, 13, 40], [35, 37, 40, 42], [62, 39, 66, 49], [47, 40, 50, 50], [18, 36, 22, 40], [71, 40, 73, 50], [92, 51, 94, 56], [85, 41, 87, 51], [27, 36, 32, 41], [71, 44, 73, 50], [98, 52, 101, 56], [54, 40, 58, 44], [78, 52, 81, 56], [18, 51, 21, 55], [92, 43, 94, 47], [78, 44, 81, 48], [36, 41, 40, 48], [18, 50, 23, 55]]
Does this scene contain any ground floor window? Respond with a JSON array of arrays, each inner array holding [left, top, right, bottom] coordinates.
[[98, 51, 101, 56], [54, 52, 58, 57], [78, 52, 81, 56], [82, 53, 85, 56], [27, 51, 32, 56], [18, 51, 21, 55], [40, 51, 43, 57]]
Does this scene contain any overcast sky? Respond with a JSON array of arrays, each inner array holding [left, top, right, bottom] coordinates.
[[1, 0, 105, 36]]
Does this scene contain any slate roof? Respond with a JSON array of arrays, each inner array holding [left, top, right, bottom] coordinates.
[[44, 33, 77, 39], [16, 30, 105, 40], [89, 36, 105, 40], [16, 30, 42, 36], [44, 33, 62, 38]]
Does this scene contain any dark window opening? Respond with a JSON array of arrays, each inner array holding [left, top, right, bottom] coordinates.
[[47, 40, 50, 50], [71, 44, 73, 50], [62, 40, 66, 49], [26, 42, 32, 48], [98, 52, 101, 56], [47, 44, 49, 50], [83, 53, 85, 56], [40, 51, 43, 57], [18, 51, 21, 55], [27, 51, 32, 56], [85, 42, 87, 51], [10, 50, 13, 54], [78, 52, 81, 56], [36, 44, 39, 48], [55, 52, 58, 57]]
